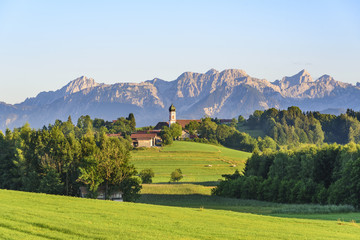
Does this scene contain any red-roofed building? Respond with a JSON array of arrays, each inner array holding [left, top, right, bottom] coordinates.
[[175, 119, 201, 128]]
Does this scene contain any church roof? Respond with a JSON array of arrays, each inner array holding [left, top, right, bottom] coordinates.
[[176, 119, 201, 128], [169, 104, 176, 111], [154, 122, 169, 130]]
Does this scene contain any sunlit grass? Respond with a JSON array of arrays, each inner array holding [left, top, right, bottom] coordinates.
[[1, 190, 360, 240], [131, 141, 251, 183]]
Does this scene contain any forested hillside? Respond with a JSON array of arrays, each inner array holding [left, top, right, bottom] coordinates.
[[0, 114, 140, 201], [213, 143, 360, 207]]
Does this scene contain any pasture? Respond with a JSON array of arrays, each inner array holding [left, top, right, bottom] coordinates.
[[131, 141, 251, 183], [2, 141, 360, 239], [134, 141, 360, 222], [1, 190, 360, 240]]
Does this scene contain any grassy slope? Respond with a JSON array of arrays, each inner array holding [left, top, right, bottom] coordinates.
[[134, 141, 360, 222], [1, 190, 360, 240], [131, 141, 251, 183]]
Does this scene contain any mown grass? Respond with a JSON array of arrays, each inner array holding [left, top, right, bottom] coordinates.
[[138, 184, 360, 221], [133, 141, 360, 222], [2, 189, 360, 240], [131, 141, 251, 183]]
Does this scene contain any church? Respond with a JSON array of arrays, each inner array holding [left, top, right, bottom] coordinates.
[[154, 104, 201, 130]]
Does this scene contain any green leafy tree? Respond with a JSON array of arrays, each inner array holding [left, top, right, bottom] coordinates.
[[160, 126, 173, 145], [170, 123, 182, 139], [139, 168, 155, 184], [126, 113, 136, 132], [170, 168, 183, 182], [198, 117, 217, 140], [185, 120, 200, 135], [78, 134, 140, 201], [38, 168, 63, 194], [77, 115, 93, 134]]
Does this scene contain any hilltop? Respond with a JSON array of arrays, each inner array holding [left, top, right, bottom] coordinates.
[[1, 69, 360, 130]]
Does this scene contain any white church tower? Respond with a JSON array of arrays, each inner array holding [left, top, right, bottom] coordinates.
[[169, 104, 176, 126]]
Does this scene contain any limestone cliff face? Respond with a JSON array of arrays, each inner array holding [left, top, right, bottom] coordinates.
[[1, 69, 359, 130]]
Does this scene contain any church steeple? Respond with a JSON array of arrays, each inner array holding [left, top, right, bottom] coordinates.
[[169, 104, 176, 126]]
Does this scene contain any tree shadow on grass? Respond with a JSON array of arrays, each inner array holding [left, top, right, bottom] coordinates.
[[153, 181, 219, 186], [137, 194, 360, 222], [136, 194, 276, 214]]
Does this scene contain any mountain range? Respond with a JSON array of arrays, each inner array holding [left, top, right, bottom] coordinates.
[[1, 69, 359, 130]]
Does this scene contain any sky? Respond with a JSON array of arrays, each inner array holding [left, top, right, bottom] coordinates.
[[0, 0, 359, 104]]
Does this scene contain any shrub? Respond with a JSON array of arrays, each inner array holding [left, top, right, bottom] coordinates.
[[170, 169, 183, 182], [139, 169, 155, 184]]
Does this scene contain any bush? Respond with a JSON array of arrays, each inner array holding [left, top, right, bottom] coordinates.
[[170, 169, 183, 182], [139, 169, 155, 184]]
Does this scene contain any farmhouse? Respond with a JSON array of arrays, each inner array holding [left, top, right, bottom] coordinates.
[[131, 133, 159, 147]]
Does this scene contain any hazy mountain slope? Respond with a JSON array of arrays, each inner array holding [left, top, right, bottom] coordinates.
[[1, 69, 359, 130]]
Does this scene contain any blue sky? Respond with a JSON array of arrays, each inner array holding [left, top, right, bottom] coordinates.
[[0, 0, 359, 104]]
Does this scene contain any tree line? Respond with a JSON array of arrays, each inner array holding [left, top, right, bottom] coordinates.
[[245, 106, 360, 146], [0, 114, 141, 201], [173, 107, 360, 153], [213, 143, 360, 207]]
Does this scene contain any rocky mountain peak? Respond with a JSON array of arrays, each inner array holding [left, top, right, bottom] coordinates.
[[220, 69, 248, 77], [278, 69, 313, 89], [205, 68, 219, 75], [63, 76, 100, 95]]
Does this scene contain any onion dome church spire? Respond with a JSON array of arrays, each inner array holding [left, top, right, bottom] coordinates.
[[169, 104, 176, 126]]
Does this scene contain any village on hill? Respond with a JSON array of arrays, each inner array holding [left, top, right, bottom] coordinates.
[[121, 104, 232, 148]]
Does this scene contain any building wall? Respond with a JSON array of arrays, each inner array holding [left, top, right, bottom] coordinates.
[[169, 110, 176, 126], [137, 139, 153, 148]]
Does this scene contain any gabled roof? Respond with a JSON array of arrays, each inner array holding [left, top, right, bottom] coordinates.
[[135, 130, 161, 134], [154, 122, 169, 130], [176, 119, 201, 128], [131, 133, 157, 139]]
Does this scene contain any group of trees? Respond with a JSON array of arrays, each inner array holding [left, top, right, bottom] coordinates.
[[181, 117, 277, 153], [138, 168, 183, 183], [90, 113, 136, 135], [213, 143, 360, 207], [192, 107, 360, 153], [312, 110, 360, 144], [245, 107, 324, 146], [0, 114, 141, 201], [244, 107, 360, 146], [160, 123, 182, 145]]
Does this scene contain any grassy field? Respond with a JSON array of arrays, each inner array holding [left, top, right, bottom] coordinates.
[[3, 141, 360, 239], [131, 141, 251, 183], [133, 142, 360, 223], [138, 184, 360, 221], [1, 189, 360, 240]]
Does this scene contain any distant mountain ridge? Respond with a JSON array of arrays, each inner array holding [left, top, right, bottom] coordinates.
[[1, 69, 359, 130]]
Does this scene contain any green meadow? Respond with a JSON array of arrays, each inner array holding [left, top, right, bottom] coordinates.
[[131, 141, 251, 183], [134, 141, 360, 222], [1, 189, 360, 240], [2, 141, 360, 239]]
